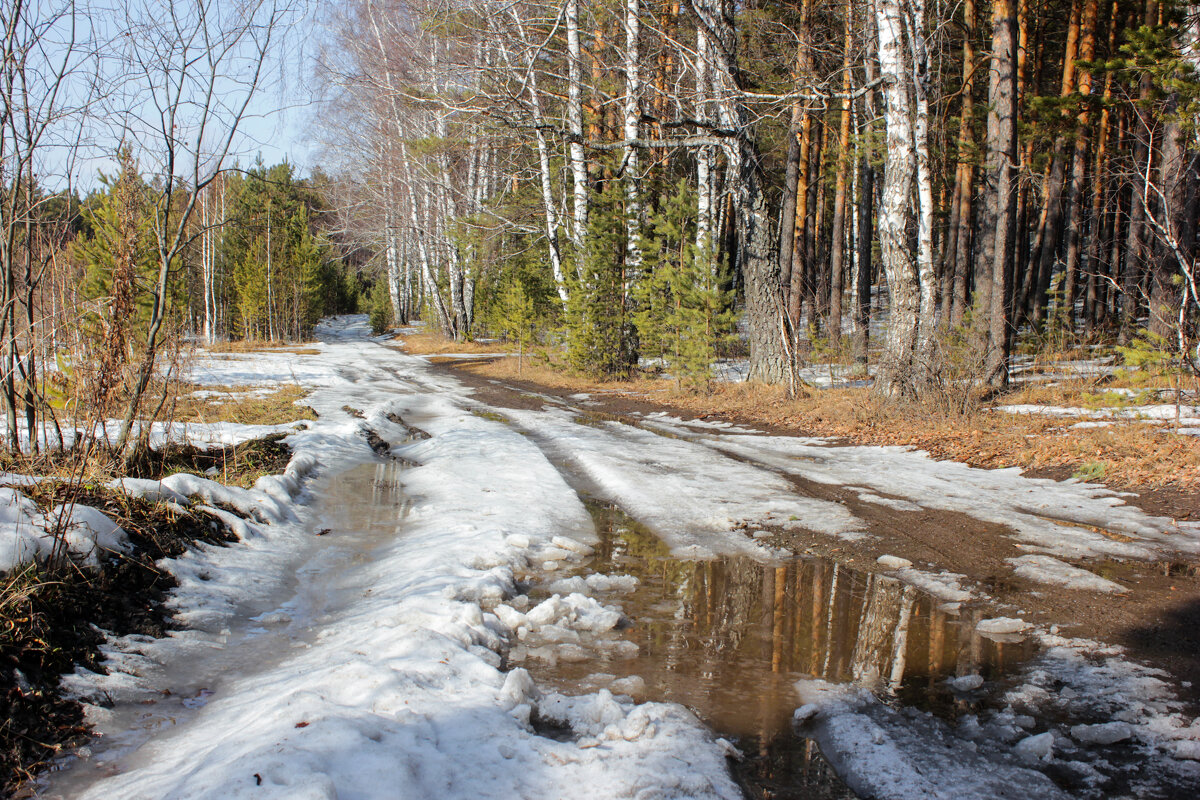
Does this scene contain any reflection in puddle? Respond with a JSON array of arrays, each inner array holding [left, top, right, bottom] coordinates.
[[520, 501, 1037, 799], [320, 461, 413, 535]]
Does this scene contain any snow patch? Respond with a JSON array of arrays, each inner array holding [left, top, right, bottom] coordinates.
[[1008, 554, 1126, 594]]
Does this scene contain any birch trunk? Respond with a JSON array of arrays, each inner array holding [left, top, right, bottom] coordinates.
[[401, 143, 453, 336], [623, 0, 644, 285], [503, 23, 570, 310], [566, 0, 588, 252], [385, 207, 403, 325], [905, 0, 937, 369], [695, 24, 714, 257], [873, 0, 921, 398]]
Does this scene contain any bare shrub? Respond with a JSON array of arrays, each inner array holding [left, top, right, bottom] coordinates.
[[916, 320, 992, 416]]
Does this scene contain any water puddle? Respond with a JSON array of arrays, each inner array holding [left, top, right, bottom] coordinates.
[[36, 460, 410, 798], [517, 500, 1038, 799]]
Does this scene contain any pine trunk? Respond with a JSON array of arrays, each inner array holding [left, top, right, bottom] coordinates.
[[979, 0, 1018, 385], [827, 11, 853, 347]]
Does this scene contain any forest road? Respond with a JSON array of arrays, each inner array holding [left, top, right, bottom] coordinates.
[[32, 317, 1200, 799]]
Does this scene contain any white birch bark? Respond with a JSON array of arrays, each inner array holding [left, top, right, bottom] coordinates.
[[887, 587, 917, 692], [502, 24, 570, 309], [386, 211, 403, 324], [873, 0, 921, 398], [566, 0, 588, 251], [266, 210, 274, 341], [850, 100, 861, 327], [201, 187, 214, 344], [905, 0, 937, 365], [400, 142, 453, 336], [694, 24, 713, 261], [623, 0, 644, 285], [402, 228, 413, 321]]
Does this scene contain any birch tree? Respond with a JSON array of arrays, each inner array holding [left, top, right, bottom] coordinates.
[[873, 0, 921, 398]]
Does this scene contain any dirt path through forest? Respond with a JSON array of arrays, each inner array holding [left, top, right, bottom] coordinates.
[[436, 357, 1200, 702]]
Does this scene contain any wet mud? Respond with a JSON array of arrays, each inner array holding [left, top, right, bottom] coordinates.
[[438, 360, 1200, 707], [518, 501, 1038, 799]]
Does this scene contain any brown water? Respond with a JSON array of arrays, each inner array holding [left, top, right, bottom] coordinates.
[[519, 500, 1038, 799]]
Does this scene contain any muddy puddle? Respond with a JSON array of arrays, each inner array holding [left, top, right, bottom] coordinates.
[[516, 500, 1038, 799]]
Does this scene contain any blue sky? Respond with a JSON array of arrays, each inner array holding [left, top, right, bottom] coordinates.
[[51, 1, 322, 192]]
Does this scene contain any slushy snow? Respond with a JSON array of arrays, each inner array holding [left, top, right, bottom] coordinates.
[[37, 316, 740, 800]]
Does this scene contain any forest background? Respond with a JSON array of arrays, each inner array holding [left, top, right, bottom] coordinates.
[[4, 0, 1200, 464]]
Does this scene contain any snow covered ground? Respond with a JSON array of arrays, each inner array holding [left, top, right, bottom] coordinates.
[[27, 315, 1200, 798], [998, 401, 1200, 436], [36, 317, 740, 800]]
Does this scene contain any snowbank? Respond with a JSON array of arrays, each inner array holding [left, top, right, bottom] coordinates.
[[0, 486, 129, 571]]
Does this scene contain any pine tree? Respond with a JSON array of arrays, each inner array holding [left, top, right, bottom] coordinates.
[[77, 148, 159, 336], [493, 280, 537, 373], [568, 179, 629, 378], [635, 180, 735, 390]]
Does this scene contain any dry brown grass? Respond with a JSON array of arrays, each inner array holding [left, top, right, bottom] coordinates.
[[464, 349, 683, 398], [206, 340, 321, 356], [392, 331, 513, 356], [461, 357, 1199, 491], [1001, 364, 1199, 409], [170, 384, 318, 426]]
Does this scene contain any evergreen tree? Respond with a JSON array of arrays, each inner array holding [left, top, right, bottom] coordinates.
[[76, 148, 160, 335], [635, 180, 736, 390], [493, 279, 537, 373], [568, 179, 629, 378]]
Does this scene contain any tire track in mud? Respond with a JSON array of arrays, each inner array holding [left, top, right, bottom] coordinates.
[[455, 378, 1008, 582], [433, 363, 1200, 704]]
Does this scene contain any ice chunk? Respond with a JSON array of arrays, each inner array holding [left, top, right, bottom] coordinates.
[[551, 535, 594, 555], [587, 573, 638, 593], [1014, 732, 1055, 762], [1069, 721, 1132, 745], [977, 617, 1031, 635], [525, 595, 569, 628], [491, 604, 526, 631], [543, 576, 589, 595], [876, 554, 914, 570], [498, 668, 538, 711], [946, 674, 984, 692], [1173, 740, 1200, 760], [610, 675, 646, 698]]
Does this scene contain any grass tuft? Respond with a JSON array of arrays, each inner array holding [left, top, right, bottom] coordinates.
[[170, 384, 317, 426]]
